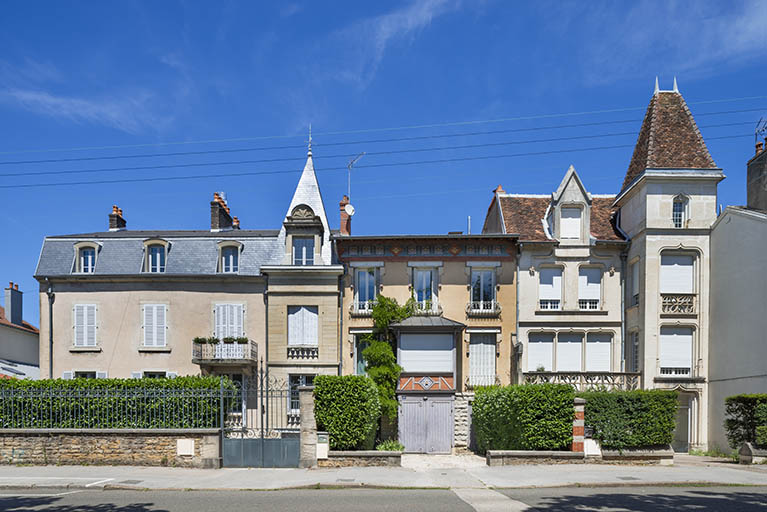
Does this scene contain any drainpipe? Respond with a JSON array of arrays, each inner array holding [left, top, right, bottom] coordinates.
[[45, 279, 55, 379], [514, 244, 521, 384], [338, 271, 344, 376], [620, 251, 627, 374], [264, 275, 269, 384]]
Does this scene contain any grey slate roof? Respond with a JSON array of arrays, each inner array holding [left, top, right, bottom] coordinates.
[[35, 231, 283, 277], [391, 316, 466, 329]]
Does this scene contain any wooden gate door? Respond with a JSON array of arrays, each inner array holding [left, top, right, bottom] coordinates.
[[399, 395, 453, 454]]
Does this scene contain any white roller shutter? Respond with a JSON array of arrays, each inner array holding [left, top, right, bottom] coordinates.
[[660, 326, 693, 369], [578, 268, 601, 300], [539, 268, 562, 300], [557, 333, 583, 372], [469, 334, 496, 386], [399, 333, 454, 373], [528, 333, 554, 371], [660, 254, 694, 293], [560, 207, 581, 239], [586, 333, 612, 372]]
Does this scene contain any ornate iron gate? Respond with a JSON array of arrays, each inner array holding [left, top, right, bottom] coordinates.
[[221, 362, 300, 468]]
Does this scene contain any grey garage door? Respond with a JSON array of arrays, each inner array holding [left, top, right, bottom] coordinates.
[[399, 395, 453, 454]]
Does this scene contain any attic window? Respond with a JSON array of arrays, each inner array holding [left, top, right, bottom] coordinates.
[[143, 240, 169, 273], [218, 241, 242, 274], [73, 242, 99, 274], [673, 196, 688, 228], [560, 207, 581, 239]]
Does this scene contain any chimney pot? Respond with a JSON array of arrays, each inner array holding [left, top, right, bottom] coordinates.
[[211, 192, 233, 231], [4, 282, 23, 326], [339, 196, 351, 236], [757, 141, 764, 156], [109, 205, 127, 231], [112, 205, 119, 214], [14, 284, 18, 290], [494, 185, 505, 194]]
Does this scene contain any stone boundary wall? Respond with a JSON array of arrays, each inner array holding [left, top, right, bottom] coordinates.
[[318, 450, 401, 467], [486, 450, 585, 466], [601, 446, 674, 465], [0, 429, 220, 468]]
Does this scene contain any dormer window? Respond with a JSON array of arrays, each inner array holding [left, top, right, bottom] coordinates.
[[292, 237, 314, 265], [560, 207, 581, 239], [673, 195, 688, 228], [73, 242, 99, 274], [218, 242, 241, 273], [143, 241, 168, 273]]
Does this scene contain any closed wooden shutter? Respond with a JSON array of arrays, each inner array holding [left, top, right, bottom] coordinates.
[[586, 333, 612, 372], [74, 305, 97, 347], [528, 333, 554, 371], [73, 305, 85, 346], [578, 268, 601, 300], [560, 207, 581, 238], [469, 334, 496, 386], [214, 304, 226, 339], [62, 371, 73, 380], [660, 326, 693, 369], [143, 305, 167, 347], [557, 333, 583, 372], [631, 262, 640, 297], [539, 269, 562, 300], [143, 305, 155, 346], [660, 254, 694, 293], [96, 371, 108, 379]]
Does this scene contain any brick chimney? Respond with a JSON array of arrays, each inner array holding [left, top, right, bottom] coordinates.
[[747, 137, 767, 211], [210, 192, 234, 231], [4, 281, 23, 326], [232, 216, 240, 229], [339, 195, 351, 236], [109, 205, 127, 231]]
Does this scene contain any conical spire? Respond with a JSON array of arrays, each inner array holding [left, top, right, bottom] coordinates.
[[654, 76, 659, 95], [307, 123, 313, 157], [673, 76, 679, 93]]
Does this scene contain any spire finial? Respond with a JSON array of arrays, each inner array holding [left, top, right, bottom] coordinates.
[[672, 76, 679, 93], [654, 76, 659, 95], [307, 123, 313, 157]]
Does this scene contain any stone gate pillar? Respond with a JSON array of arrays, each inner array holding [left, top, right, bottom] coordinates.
[[572, 397, 586, 452], [299, 385, 317, 468]]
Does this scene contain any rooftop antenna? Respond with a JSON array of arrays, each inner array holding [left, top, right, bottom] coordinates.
[[756, 118, 767, 146], [347, 152, 365, 200]]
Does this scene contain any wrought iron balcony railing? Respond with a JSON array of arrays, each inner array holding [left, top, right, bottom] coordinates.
[[539, 299, 561, 311], [192, 340, 258, 363], [578, 299, 600, 310], [466, 300, 502, 317], [523, 371, 641, 391], [349, 300, 376, 317], [659, 367, 692, 378], [412, 299, 442, 316], [661, 293, 696, 315]]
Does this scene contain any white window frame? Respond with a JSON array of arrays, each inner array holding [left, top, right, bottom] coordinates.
[[470, 268, 496, 309], [413, 268, 437, 309], [659, 325, 694, 377], [142, 304, 168, 347], [79, 247, 96, 273], [292, 236, 315, 266], [672, 195, 688, 228], [538, 267, 562, 310], [578, 267, 602, 311], [627, 330, 640, 372], [629, 260, 640, 307], [145, 243, 167, 273], [73, 304, 98, 347], [355, 268, 377, 310], [289, 374, 315, 415], [220, 245, 239, 273], [660, 252, 696, 294]]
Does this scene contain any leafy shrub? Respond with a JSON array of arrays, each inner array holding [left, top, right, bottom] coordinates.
[[473, 384, 575, 453], [376, 439, 404, 452], [578, 389, 677, 450], [724, 394, 767, 449], [0, 376, 235, 428], [314, 375, 381, 450], [754, 403, 767, 447], [362, 339, 402, 421]]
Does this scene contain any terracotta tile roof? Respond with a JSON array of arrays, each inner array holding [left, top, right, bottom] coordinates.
[[621, 91, 717, 192], [498, 195, 623, 241], [0, 306, 39, 335]]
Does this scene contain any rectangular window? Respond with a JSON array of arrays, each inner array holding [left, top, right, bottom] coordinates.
[[142, 304, 167, 347], [660, 254, 694, 294], [660, 326, 693, 377], [557, 333, 583, 372], [469, 333, 496, 386], [539, 268, 562, 310], [471, 269, 495, 309], [578, 267, 601, 310], [79, 248, 96, 273], [528, 333, 554, 371], [73, 304, 97, 347], [560, 207, 581, 239], [355, 269, 377, 309], [292, 237, 315, 265], [288, 306, 319, 347], [413, 268, 436, 311], [627, 331, 640, 372], [289, 374, 315, 414], [221, 246, 239, 273], [355, 335, 370, 375], [147, 245, 166, 273], [143, 371, 168, 379], [74, 371, 97, 379], [585, 333, 612, 372], [630, 261, 640, 306], [214, 304, 244, 339], [673, 200, 686, 228]]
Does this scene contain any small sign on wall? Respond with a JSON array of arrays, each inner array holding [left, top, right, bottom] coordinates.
[[176, 438, 195, 457]]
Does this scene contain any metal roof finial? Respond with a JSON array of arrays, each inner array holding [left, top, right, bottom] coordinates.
[[307, 123, 313, 157], [673, 76, 679, 93], [654, 76, 659, 95]]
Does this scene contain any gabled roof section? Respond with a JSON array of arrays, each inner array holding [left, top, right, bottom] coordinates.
[[621, 90, 717, 192], [0, 306, 38, 334], [552, 165, 591, 204]]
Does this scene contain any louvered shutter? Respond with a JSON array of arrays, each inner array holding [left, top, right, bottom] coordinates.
[[85, 305, 97, 347], [96, 371, 108, 379], [214, 304, 227, 339], [585, 333, 612, 372], [660, 255, 694, 293], [62, 371, 73, 380], [578, 268, 601, 300], [130, 371, 142, 379], [557, 333, 583, 372], [74, 305, 85, 346], [155, 305, 166, 347], [143, 305, 155, 347], [528, 333, 554, 371], [660, 326, 693, 369], [233, 304, 243, 337], [470, 334, 496, 386], [539, 269, 562, 300]]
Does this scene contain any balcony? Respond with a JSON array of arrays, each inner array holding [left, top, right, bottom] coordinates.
[[412, 299, 443, 316], [192, 339, 258, 365], [661, 293, 696, 315], [287, 346, 319, 359], [466, 374, 499, 389], [466, 300, 502, 317], [349, 300, 376, 317], [659, 367, 691, 378], [523, 371, 641, 391]]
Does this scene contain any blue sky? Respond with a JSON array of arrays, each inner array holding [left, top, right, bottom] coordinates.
[[1, 1, 766, 325]]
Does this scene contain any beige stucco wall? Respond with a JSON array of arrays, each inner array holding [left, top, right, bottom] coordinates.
[[38, 279, 266, 379], [0, 325, 38, 366], [341, 256, 517, 390]]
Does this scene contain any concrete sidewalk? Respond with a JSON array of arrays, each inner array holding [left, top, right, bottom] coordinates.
[[0, 456, 765, 491]]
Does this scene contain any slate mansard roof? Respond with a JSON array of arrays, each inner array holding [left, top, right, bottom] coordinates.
[[35, 230, 284, 278]]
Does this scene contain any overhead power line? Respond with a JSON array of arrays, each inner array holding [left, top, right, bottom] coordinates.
[[0, 95, 764, 156], [0, 133, 750, 190]]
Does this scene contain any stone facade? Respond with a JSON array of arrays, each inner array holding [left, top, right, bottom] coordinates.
[[0, 429, 220, 468], [453, 392, 473, 449], [318, 451, 401, 467]]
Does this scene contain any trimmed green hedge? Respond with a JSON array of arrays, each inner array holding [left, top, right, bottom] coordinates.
[[313, 375, 381, 450], [473, 384, 575, 453], [0, 376, 235, 429], [578, 389, 677, 450], [725, 394, 767, 449]]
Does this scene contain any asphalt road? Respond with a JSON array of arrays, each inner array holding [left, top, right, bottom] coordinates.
[[0, 486, 766, 511]]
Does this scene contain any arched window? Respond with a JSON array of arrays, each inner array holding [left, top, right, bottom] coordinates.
[[73, 242, 100, 274], [672, 195, 688, 228], [144, 242, 167, 273], [218, 242, 242, 273]]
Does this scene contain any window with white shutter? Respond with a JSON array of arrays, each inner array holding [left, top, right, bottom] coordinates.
[[578, 268, 601, 310], [539, 268, 562, 310], [469, 333, 496, 386], [660, 326, 693, 377], [214, 304, 245, 339], [528, 333, 554, 371], [557, 333, 583, 372], [560, 207, 581, 239], [288, 306, 319, 346], [73, 304, 97, 347], [660, 254, 694, 294], [142, 304, 167, 347], [585, 333, 612, 372]]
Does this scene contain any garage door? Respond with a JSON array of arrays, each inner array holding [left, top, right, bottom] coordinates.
[[399, 395, 453, 453]]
